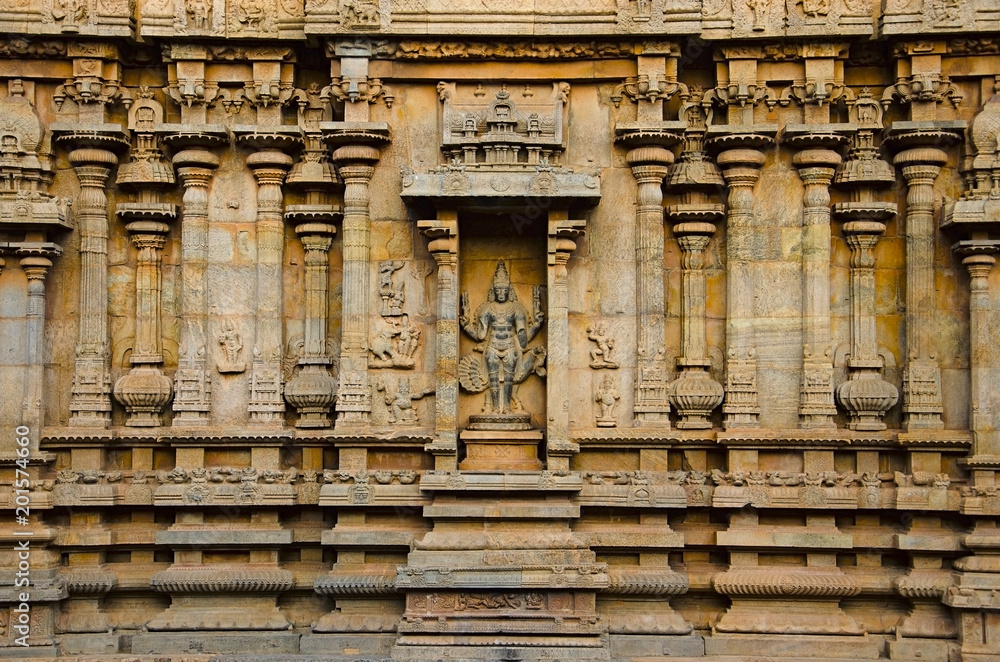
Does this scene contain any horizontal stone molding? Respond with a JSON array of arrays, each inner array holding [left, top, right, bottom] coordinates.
[[603, 568, 689, 596], [712, 567, 861, 598], [149, 566, 295, 594]]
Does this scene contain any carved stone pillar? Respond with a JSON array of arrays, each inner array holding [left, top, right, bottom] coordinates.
[[956, 243, 999, 460], [332, 142, 382, 430], [833, 91, 899, 431], [19, 251, 56, 434], [624, 141, 675, 427], [284, 125, 340, 429], [787, 139, 844, 428], [710, 135, 772, 429], [62, 144, 123, 427], [665, 91, 725, 429], [418, 212, 459, 467], [666, 224, 723, 428], [284, 225, 338, 427], [894, 146, 949, 430], [836, 223, 899, 430], [239, 136, 298, 424], [547, 215, 584, 468], [113, 218, 174, 426], [169, 138, 225, 426]]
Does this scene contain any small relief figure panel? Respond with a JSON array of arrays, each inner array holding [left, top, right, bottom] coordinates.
[[587, 322, 619, 369], [458, 239, 547, 432], [378, 260, 406, 316], [595, 374, 620, 427], [172, 0, 225, 35]]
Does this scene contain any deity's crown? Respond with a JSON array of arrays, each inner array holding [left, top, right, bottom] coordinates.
[[492, 260, 510, 288]]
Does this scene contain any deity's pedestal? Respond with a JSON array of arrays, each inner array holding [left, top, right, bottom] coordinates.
[[392, 471, 608, 661], [459, 429, 544, 471]]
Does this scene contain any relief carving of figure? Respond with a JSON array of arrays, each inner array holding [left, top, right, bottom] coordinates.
[[51, 0, 89, 27], [237, 0, 266, 30], [339, 0, 380, 27], [459, 260, 546, 420], [595, 375, 620, 427], [376, 376, 433, 426], [186, 0, 211, 29], [746, 0, 769, 30], [587, 322, 619, 369], [799, 0, 830, 17], [217, 320, 246, 373], [378, 260, 405, 316], [369, 314, 419, 368]]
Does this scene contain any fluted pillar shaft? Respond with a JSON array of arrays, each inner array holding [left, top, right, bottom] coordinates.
[[334, 144, 380, 429], [794, 149, 841, 428], [131, 227, 169, 364], [67, 148, 117, 427], [718, 147, 766, 429], [678, 232, 711, 361], [896, 147, 948, 430], [247, 150, 293, 424], [172, 150, 219, 425], [302, 231, 335, 361], [627, 145, 673, 427]]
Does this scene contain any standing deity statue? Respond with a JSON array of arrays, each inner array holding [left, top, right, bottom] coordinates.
[[458, 260, 546, 426]]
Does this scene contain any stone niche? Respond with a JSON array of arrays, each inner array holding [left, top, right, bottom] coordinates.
[[458, 223, 547, 417], [457, 219, 548, 469]]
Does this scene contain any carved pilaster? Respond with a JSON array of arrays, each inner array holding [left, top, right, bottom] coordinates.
[[710, 133, 773, 429], [283, 122, 340, 429], [285, 227, 338, 428], [833, 89, 899, 431], [623, 141, 675, 427], [836, 224, 899, 430], [895, 146, 948, 430], [665, 88, 725, 429], [113, 96, 177, 427], [786, 137, 845, 429], [547, 215, 585, 465], [331, 141, 382, 430], [666, 226, 723, 429], [113, 221, 174, 426], [418, 213, 459, 466], [168, 137, 225, 426], [19, 252, 56, 435], [238, 134, 299, 424], [955, 244, 1000, 465], [60, 139, 126, 427]]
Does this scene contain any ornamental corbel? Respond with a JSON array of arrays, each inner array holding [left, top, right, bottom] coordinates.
[[710, 80, 777, 110], [242, 77, 295, 109], [323, 75, 395, 108], [881, 74, 963, 110], [610, 74, 689, 108], [54, 75, 130, 111], [165, 76, 219, 109], [216, 88, 246, 115], [779, 78, 847, 108]]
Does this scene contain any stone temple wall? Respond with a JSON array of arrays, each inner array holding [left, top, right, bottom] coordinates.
[[0, 1, 999, 661]]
